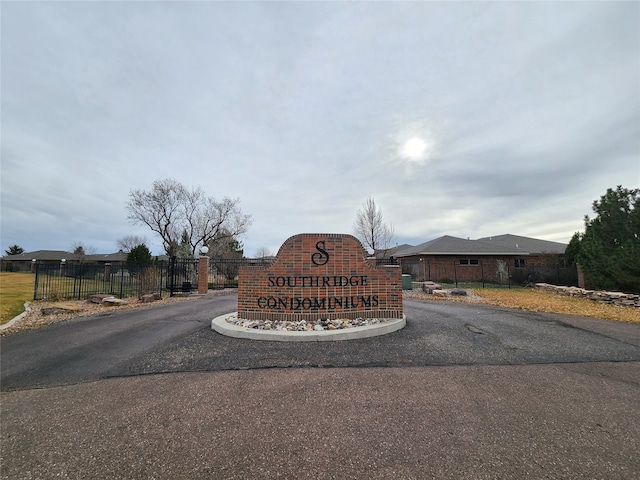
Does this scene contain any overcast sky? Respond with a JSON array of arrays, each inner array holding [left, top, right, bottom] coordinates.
[[2, 1, 639, 257]]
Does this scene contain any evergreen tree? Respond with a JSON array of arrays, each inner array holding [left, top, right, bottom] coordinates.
[[127, 244, 152, 267], [564, 232, 582, 266], [176, 230, 192, 258], [4, 245, 24, 256], [576, 186, 639, 293]]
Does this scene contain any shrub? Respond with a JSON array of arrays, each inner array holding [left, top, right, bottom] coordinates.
[[137, 267, 161, 296]]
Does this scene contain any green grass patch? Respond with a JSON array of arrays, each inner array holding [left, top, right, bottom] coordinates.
[[0, 272, 35, 325]]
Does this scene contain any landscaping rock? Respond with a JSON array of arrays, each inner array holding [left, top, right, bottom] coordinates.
[[535, 283, 640, 308], [422, 282, 443, 294], [432, 290, 448, 297], [451, 288, 468, 296], [42, 304, 83, 316], [102, 297, 128, 306], [141, 294, 157, 304], [89, 294, 114, 304]]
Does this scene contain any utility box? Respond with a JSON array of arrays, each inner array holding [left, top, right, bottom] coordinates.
[[402, 274, 413, 290]]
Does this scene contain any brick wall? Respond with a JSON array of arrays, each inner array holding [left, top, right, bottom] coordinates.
[[238, 233, 402, 321], [399, 254, 574, 285]]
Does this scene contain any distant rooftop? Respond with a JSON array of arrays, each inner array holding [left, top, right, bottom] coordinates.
[[2, 250, 129, 262], [393, 234, 566, 257]]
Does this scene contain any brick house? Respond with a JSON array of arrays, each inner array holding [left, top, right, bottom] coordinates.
[[393, 234, 574, 285]]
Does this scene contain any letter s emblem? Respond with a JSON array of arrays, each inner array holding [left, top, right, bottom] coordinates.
[[311, 241, 330, 266]]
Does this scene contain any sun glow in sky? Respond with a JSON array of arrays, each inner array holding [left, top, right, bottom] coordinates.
[[402, 137, 428, 159]]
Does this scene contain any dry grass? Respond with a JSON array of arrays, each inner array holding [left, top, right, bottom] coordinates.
[[472, 288, 640, 324], [0, 272, 35, 325]]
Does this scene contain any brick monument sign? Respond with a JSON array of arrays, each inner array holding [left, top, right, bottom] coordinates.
[[238, 233, 402, 322]]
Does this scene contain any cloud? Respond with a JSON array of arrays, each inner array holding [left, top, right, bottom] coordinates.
[[1, 1, 638, 257]]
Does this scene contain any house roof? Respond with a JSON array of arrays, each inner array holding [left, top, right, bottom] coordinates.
[[476, 234, 567, 254], [378, 244, 413, 258], [1, 250, 78, 261], [395, 234, 567, 257], [1, 250, 129, 262], [85, 252, 129, 262]]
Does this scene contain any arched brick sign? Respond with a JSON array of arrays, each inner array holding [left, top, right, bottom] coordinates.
[[238, 233, 403, 322]]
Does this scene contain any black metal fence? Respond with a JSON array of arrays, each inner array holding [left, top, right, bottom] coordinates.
[[208, 257, 273, 289], [32, 257, 277, 300], [33, 261, 169, 301], [167, 257, 199, 296]]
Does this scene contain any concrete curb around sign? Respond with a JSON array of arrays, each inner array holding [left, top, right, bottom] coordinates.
[[211, 312, 406, 342]]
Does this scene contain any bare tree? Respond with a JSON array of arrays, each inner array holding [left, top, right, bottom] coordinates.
[[254, 247, 274, 259], [71, 242, 96, 261], [353, 197, 394, 256], [206, 229, 244, 258], [126, 178, 252, 256], [117, 235, 148, 253]]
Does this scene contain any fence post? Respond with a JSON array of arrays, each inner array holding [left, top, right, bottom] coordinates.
[[198, 256, 209, 294], [169, 256, 176, 297], [78, 263, 84, 300], [33, 262, 39, 300]]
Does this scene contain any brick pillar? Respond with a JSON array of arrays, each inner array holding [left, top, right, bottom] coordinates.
[[198, 256, 209, 294]]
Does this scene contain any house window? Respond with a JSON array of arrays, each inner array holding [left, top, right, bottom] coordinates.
[[514, 259, 526, 269], [460, 259, 479, 265]]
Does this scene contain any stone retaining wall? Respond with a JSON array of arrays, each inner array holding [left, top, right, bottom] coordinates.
[[534, 283, 640, 308]]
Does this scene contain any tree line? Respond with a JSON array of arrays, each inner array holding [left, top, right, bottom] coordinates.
[[6, 176, 636, 294]]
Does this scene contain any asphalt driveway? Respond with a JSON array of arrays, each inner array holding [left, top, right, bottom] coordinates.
[[1, 293, 639, 479]]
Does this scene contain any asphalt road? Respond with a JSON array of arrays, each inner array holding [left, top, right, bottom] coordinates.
[[2, 293, 639, 479], [1, 293, 237, 391], [1, 294, 639, 391]]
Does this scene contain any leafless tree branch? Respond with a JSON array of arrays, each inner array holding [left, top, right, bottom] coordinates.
[[126, 178, 252, 256]]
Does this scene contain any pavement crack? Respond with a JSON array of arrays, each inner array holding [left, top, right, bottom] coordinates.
[[465, 324, 485, 335]]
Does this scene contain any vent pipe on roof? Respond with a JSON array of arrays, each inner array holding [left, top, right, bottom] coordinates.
[[515, 243, 519, 248]]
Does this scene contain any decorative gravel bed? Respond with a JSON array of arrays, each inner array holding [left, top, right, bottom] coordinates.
[[225, 314, 389, 331]]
